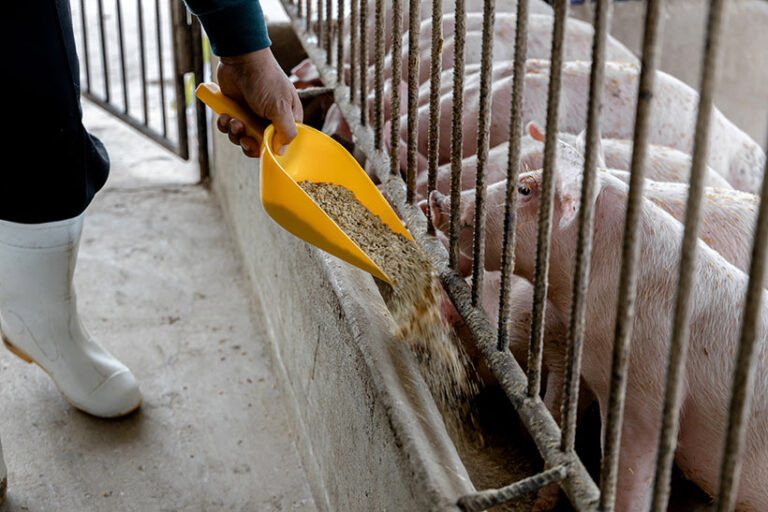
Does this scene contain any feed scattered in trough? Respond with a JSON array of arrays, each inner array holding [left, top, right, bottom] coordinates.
[[299, 181, 478, 411]]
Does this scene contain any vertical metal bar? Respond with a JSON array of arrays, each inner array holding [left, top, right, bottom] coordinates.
[[297, 0, 303, 24], [497, 0, 530, 352], [425, 0, 443, 233], [560, 0, 611, 451], [650, 0, 728, 509], [359, 0, 369, 125], [156, 0, 169, 137], [469, 0, 497, 307], [170, 0, 189, 160], [79, 0, 92, 92], [526, 0, 568, 398], [448, 0, 467, 269], [714, 132, 768, 512], [373, 0, 385, 149], [404, 0, 419, 201], [97, 0, 111, 101], [599, 0, 665, 508], [138, 0, 150, 124], [317, 0, 324, 50], [191, 18, 210, 181], [389, 0, 403, 176], [306, 0, 311, 32], [350, 0, 358, 104], [115, 0, 130, 113], [337, 0, 344, 80], [325, 0, 332, 64]]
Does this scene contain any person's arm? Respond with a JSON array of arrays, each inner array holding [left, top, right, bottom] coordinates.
[[184, 0, 302, 156]]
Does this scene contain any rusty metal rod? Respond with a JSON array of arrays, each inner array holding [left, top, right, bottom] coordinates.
[[425, 0, 444, 233], [350, 0, 358, 103], [374, 0, 385, 149], [448, 0, 467, 269], [359, 0, 369, 125], [458, 465, 568, 511], [116, 0, 129, 113], [560, 0, 611, 452], [405, 0, 420, 202], [650, 0, 728, 509], [600, 0, 665, 509], [325, 0, 332, 63], [336, 0, 344, 79], [137, 0, 149, 124], [96, 0, 110, 102], [497, 0, 530, 351], [527, 0, 568, 399], [155, 0, 168, 137], [469, 0, 496, 307], [389, 0, 403, 176], [715, 132, 768, 511]]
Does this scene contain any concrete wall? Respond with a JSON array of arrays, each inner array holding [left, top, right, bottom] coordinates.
[[210, 126, 475, 511], [571, 0, 768, 149]]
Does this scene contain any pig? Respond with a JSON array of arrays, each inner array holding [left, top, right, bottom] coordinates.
[[398, 59, 765, 192], [383, 12, 637, 85], [431, 141, 768, 509], [414, 122, 731, 200]]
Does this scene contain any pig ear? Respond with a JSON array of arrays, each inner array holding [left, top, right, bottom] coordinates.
[[527, 121, 546, 142]]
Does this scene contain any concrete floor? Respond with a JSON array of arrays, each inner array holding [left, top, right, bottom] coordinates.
[[0, 102, 316, 512]]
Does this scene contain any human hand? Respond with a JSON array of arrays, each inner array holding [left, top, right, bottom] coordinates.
[[216, 47, 303, 157]]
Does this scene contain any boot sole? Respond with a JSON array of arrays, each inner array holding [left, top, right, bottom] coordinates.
[[2, 337, 142, 419]]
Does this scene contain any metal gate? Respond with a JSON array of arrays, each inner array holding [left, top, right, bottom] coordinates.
[[280, 0, 768, 510], [71, 0, 210, 180]]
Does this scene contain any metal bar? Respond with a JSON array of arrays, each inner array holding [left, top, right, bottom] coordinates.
[[336, 0, 344, 79], [527, 0, 568, 399], [425, 0, 443, 233], [560, 0, 611, 451], [138, 0, 150, 124], [448, 0, 467, 269], [650, 0, 728, 509], [405, 0, 419, 201], [115, 0, 129, 113], [496, 0, 529, 351], [389, 0, 403, 176], [156, 0, 169, 137], [83, 91, 180, 154], [317, 0, 324, 51], [458, 465, 568, 512], [714, 131, 768, 512], [306, 0, 311, 32], [359, 0, 369, 125], [96, 0, 111, 102], [468, 0, 496, 307], [350, 0, 358, 104], [325, 0, 332, 64], [599, 0, 665, 508], [278, 7, 601, 509], [374, 0, 385, 150], [79, 0, 92, 92], [190, 18, 210, 182], [170, 0, 190, 160]]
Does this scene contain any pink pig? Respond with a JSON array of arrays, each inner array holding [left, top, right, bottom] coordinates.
[[431, 144, 768, 509], [398, 59, 765, 192]]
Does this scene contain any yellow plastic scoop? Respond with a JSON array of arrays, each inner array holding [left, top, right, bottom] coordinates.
[[195, 83, 412, 284]]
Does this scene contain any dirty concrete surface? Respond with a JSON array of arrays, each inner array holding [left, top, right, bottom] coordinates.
[[0, 101, 316, 512]]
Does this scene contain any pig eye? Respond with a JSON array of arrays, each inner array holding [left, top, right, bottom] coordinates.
[[518, 184, 531, 196]]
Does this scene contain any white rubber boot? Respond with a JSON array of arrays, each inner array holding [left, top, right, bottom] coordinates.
[[0, 436, 6, 505], [0, 214, 141, 418]]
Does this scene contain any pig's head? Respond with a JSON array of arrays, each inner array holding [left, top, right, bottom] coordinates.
[[512, 141, 591, 283]]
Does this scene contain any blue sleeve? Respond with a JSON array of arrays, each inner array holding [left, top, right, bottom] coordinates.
[[183, 0, 272, 57]]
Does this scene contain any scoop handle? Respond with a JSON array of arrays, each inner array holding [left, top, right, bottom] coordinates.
[[195, 82, 267, 148]]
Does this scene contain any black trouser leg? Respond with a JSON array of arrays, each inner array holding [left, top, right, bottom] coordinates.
[[0, 0, 110, 224]]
